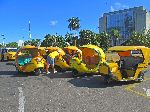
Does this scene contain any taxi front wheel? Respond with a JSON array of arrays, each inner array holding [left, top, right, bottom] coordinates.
[[34, 69, 42, 76], [103, 75, 111, 84]]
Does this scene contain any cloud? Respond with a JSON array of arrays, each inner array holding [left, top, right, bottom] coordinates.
[[110, 2, 129, 12], [50, 20, 58, 26], [110, 6, 115, 12]]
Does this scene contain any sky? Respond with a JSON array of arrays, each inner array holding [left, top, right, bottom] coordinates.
[[0, 0, 150, 43]]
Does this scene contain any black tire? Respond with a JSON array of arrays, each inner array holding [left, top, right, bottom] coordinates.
[[17, 69, 23, 75], [103, 75, 111, 84], [72, 69, 79, 77], [34, 69, 42, 76], [1, 54, 4, 62], [7, 57, 9, 61], [137, 72, 144, 82], [55, 65, 63, 72]]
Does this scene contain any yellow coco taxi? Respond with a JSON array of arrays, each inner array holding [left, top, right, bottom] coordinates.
[[99, 46, 150, 83], [15, 45, 46, 75], [45, 47, 66, 71], [6, 48, 18, 60], [70, 44, 105, 77], [61, 46, 82, 70], [45, 46, 82, 71], [0, 48, 17, 61]]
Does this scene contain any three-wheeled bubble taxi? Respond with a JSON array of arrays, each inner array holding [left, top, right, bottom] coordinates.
[[15, 45, 46, 75], [99, 46, 150, 83], [62, 46, 82, 66], [0, 48, 17, 61], [70, 44, 106, 77], [45, 47, 66, 71], [38, 47, 47, 58], [45, 46, 82, 72], [6, 48, 18, 60]]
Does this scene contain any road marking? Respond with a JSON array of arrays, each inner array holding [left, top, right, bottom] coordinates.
[[143, 88, 150, 96], [18, 87, 25, 112], [125, 77, 150, 99]]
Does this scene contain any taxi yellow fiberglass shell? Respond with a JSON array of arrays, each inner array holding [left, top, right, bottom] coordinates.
[[70, 44, 105, 77], [6, 48, 18, 60], [99, 46, 150, 83], [45, 46, 82, 71], [15, 45, 46, 75], [44, 47, 66, 71], [0, 48, 17, 61]]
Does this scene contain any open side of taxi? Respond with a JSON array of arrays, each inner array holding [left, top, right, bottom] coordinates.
[[99, 46, 150, 83], [15, 45, 46, 75], [70, 44, 105, 77]]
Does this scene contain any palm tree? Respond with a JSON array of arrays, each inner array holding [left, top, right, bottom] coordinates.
[[67, 17, 80, 46], [68, 17, 80, 31]]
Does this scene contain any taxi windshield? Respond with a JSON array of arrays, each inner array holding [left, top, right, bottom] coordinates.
[[20, 48, 39, 57], [8, 49, 17, 52]]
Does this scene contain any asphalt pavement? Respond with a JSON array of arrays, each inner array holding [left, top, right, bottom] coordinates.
[[0, 61, 150, 112]]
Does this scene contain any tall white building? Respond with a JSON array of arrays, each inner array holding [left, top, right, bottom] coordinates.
[[99, 6, 150, 45]]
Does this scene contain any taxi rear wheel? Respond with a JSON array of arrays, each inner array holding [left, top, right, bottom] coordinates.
[[103, 75, 111, 84], [55, 65, 63, 72], [72, 69, 79, 77], [137, 72, 144, 82]]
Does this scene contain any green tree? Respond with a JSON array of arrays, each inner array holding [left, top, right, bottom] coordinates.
[[143, 29, 150, 47], [6, 42, 18, 48], [122, 31, 149, 46], [65, 32, 74, 46], [99, 32, 110, 51], [54, 34, 66, 48], [41, 34, 66, 48], [79, 30, 96, 46], [109, 29, 120, 46], [24, 39, 41, 47]]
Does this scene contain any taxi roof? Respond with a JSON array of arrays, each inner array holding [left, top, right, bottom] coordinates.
[[80, 44, 103, 50], [45, 47, 65, 55], [45, 47, 62, 51], [80, 44, 105, 59], [21, 45, 37, 49], [108, 46, 148, 51], [64, 46, 79, 51]]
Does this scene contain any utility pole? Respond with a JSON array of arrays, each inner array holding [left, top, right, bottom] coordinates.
[[29, 21, 32, 39], [1, 34, 5, 47]]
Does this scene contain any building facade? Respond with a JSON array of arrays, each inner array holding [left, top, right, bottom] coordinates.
[[99, 6, 150, 45]]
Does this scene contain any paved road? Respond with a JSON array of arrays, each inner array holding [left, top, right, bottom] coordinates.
[[0, 61, 150, 112]]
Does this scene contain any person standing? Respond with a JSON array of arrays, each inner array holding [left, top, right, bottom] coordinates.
[[46, 51, 60, 74]]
